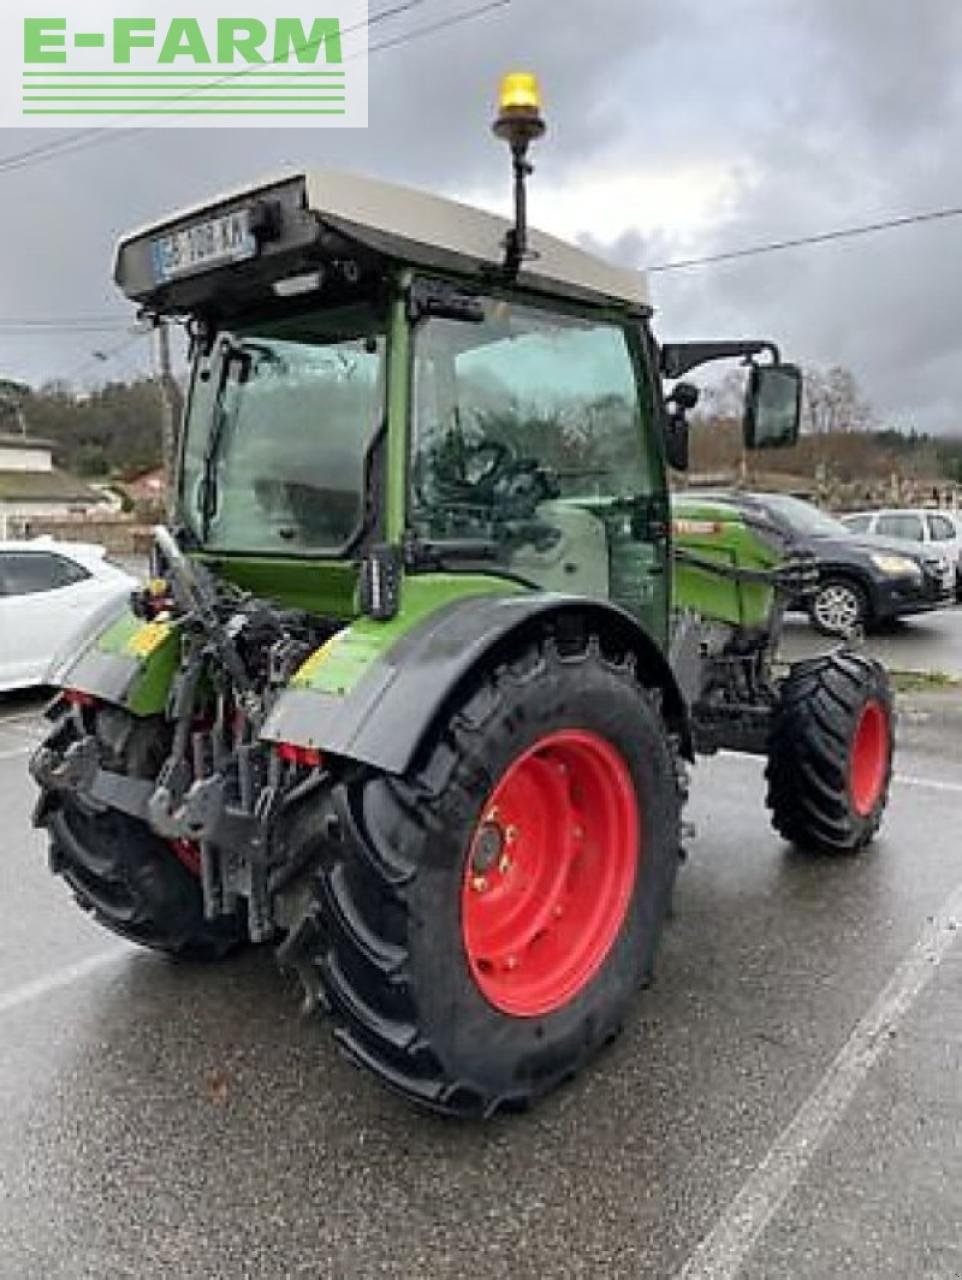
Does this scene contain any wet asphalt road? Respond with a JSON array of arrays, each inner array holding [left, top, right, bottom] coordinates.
[[0, 687, 961, 1280], [780, 603, 962, 677]]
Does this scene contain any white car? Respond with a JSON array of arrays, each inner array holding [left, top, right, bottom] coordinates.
[[841, 508, 962, 599], [0, 540, 136, 692]]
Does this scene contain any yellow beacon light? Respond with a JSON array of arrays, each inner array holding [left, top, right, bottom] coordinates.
[[494, 72, 546, 144]]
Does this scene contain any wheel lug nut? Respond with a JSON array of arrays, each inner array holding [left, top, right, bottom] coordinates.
[[471, 822, 505, 875], [505, 825, 518, 844], [471, 875, 489, 893], [553, 904, 563, 918], [505, 955, 518, 970], [498, 854, 512, 874]]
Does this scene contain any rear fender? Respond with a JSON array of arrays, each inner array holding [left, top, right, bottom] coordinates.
[[49, 604, 180, 717], [262, 594, 691, 774]]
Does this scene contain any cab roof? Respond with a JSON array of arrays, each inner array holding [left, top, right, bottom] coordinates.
[[114, 169, 652, 315]]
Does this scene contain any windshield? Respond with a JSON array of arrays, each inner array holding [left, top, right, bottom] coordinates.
[[179, 306, 386, 555], [760, 494, 850, 538]]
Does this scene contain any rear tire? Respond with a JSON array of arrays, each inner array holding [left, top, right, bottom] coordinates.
[[277, 631, 682, 1117], [766, 652, 893, 854]]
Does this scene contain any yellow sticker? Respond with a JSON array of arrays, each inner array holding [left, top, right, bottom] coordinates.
[[128, 621, 173, 659], [294, 631, 343, 683]]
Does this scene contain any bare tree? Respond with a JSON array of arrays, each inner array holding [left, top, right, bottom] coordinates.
[[803, 365, 873, 434]]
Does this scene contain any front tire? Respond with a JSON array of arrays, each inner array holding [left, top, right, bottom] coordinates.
[[278, 632, 682, 1117], [766, 652, 893, 854]]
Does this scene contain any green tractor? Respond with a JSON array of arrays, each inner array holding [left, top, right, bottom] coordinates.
[[31, 78, 893, 1116]]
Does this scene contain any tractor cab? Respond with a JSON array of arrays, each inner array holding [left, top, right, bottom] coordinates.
[[116, 166, 675, 643]]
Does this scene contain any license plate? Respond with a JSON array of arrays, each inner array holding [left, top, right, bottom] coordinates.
[[151, 209, 257, 284]]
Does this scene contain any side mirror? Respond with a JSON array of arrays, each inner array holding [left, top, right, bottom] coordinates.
[[743, 363, 802, 450], [664, 381, 699, 472]]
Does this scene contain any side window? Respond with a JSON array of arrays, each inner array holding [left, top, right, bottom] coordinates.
[[843, 515, 871, 534], [876, 513, 924, 542], [928, 514, 956, 542], [0, 552, 88, 596]]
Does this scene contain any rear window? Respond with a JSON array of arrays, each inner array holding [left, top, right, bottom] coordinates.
[[0, 551, 90, 596]]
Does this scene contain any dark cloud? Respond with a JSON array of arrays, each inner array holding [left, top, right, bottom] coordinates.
[[1, 0, 960, 431]]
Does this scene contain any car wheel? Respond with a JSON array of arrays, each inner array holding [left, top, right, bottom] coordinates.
[[809, 577, 868, 637]]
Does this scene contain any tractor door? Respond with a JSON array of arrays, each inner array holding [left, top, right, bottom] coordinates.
[[409, 293, 670, 645]]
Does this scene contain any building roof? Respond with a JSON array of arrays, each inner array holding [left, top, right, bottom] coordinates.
[[115, 169, 651, 314], [0, 433, 53, 451], [121, 466, 167, 498], [0, 468, 102, 504]]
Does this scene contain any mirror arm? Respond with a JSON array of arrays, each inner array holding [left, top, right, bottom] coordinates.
[[660, 340, 781, 380]]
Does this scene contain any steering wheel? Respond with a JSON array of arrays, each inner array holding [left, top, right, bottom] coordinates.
[[460, 439, 513, 488]]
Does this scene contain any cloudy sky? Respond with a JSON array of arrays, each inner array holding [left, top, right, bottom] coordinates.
[[2, 0, 961, 431]]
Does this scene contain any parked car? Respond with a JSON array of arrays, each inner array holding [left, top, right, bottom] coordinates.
[[0, 540, 136, 692], [841, 508, 962, 599], [683, 492, 954, 636]]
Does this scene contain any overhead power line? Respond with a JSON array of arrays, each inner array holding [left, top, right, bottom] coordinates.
[[5, 188, 962, 334], [60, 329, 152, 385], [648, 203, 962, 273], [0, 0, 511, 177]]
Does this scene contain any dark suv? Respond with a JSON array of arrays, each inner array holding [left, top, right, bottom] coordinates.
[[695, 491, 952, 636]]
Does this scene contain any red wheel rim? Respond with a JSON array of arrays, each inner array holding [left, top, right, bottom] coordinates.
[[849, 700, 889, 817], [461, 729, 640, 1018]]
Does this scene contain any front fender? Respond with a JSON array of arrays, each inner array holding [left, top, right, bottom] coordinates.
[[262, 593, 689, 775]]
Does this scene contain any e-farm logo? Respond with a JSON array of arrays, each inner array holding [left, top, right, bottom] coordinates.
[[0, 2, 368, 128]]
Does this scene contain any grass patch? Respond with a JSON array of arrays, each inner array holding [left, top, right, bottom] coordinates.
[[889, 669, 961, 693]]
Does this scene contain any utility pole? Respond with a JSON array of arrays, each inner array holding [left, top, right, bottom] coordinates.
[[155, 320, 183, 518]]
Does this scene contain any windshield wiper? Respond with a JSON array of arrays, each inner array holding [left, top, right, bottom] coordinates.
[[199, 369, 232, 542], [198, 335, 257, 541]]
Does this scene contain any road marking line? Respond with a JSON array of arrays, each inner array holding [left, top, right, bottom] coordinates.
[[717, 749, 962, 795], [0, 709, 43, 728], [895, 773, 962, 795], [0, 725, 43, 747], [0, 947, 130, 1019], [676, 879, 962, 1280], [0, 746, 31, 762]]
